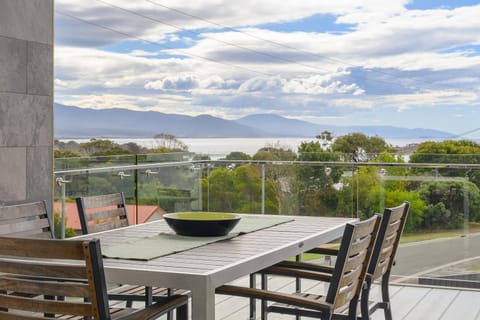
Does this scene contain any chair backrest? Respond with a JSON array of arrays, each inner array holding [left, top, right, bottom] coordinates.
[[0, 201, 53, 238], [368, 201, 410, 280], [0, 237, 111, 319], [76, 192, 130, 234], [326, 215, 381, 311]]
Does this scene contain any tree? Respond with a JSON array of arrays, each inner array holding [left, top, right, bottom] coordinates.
[[383, 190, 426, 232], [410, 140, 480, 164], [418, 180, 480, 228], [203, 167, 236, 212], [154, 133, 188, 152], [297, 141, 343, 185], [331, 133, 393, 161], [253, 144, 296, 161], [409, 140, 480, 188], [55, 140, 82, 153], [90, 147, 133, 156], [80, 139, 116, 155], [251, 145, 296, 214], [54, 150, 81, 158], [202, 164, 278, 214], [295, 140, 343, 215], [224, 152, 251, 161], [121, 142, 147, 154]]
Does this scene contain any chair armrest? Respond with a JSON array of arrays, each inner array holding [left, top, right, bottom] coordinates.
[[115, 295, 188, 320], [262, 265, 333, 282], [306, 246, 339, 256], [274, 260, 334, 274], [216, 285, 332, 312]]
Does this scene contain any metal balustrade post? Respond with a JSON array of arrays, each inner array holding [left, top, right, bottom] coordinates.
[[261, 163, 265, 214], [207, 164, 211, 212], [197, 165, 202, 211], [55, 176, 70, 239], [464, 188, 470, 236]]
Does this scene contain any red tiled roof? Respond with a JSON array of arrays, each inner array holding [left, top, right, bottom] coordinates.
[[53, 202, 166, 231]]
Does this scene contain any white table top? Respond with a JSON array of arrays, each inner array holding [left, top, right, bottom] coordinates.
[[78, 214, 356, 320]]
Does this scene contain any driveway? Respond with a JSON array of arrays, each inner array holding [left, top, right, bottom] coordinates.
[[393, 233, 480, 276]]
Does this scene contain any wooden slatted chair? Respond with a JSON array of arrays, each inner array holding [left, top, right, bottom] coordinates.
[[216, 215, 381, 320], [0, 236, 188, 320], [0, 201, 55, 314], [0, 201, 53, 238], [76, 193, 186, 311], [269, 202, 410, 320], [360, 202, 410, 320], [76, 193, 130, 235]]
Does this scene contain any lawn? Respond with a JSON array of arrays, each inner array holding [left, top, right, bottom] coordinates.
[[401, 223, 480, 244], [291, 223, 480, 262]]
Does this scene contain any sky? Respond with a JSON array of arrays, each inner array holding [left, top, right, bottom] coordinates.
[[54, 0, 480, 137]]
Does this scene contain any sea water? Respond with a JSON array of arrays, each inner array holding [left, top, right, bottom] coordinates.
[[61, 137, 458, 157]]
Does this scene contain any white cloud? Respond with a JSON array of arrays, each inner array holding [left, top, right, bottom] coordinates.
[[145, 75, 199, 91], [56, 93, 192, 112], [128, 50, 160, 57], [54, 1, 480, 132], [238, 77, 284, 92], [282, 73, 365, 95]]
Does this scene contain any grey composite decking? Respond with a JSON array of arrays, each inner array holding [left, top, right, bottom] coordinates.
[[94, 216, 479, 319], [214, 275, 480, 320], [125, 273, 480, 319]]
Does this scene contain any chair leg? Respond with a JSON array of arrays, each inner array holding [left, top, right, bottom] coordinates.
[[0, 290, 6, 312], [125, 287, 134, 308], [261, 273, 268, 320], [321, 311, 333, 320], [167, 288, 173, 320], [295, 254, 301, 320], [177, 303, 188, 320], [360, 277, 372, 320], [381, 273, 392, 320], [347, 295, 359, 320], [44, 295, 55, 318], [145, 286, 153, 307], [249, 273, 257, 320]]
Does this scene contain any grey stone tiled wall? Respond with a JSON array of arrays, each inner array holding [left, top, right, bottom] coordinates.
[[0, 0, 53, 207]]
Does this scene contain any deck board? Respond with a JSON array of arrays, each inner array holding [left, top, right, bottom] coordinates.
[[438, 290, 480, 320], [400, 287, 459, 320], [122, 276, 479, 319], [214, 275, 480, 320]]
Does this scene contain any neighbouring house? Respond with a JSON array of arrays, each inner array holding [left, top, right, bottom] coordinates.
[[53, 202, 167, 233]]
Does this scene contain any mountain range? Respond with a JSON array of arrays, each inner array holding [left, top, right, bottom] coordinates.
[[54, 103, 454, 139]]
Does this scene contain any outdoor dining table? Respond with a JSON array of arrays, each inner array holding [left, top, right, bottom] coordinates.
[[75, 214, 356, 320]]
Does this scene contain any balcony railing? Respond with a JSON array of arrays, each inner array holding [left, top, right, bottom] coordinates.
[[54, 152, 480, 292]]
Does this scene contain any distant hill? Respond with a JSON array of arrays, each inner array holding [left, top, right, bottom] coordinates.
[[54, 104, 454, 139], [236, 114, 454, 139], [54, 104, 267, 138]]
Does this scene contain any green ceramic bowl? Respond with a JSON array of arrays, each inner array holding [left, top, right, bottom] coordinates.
[[163, 212, 241, 236]]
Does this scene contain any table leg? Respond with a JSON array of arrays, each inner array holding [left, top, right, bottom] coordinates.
[[191, 287, 215, 320]]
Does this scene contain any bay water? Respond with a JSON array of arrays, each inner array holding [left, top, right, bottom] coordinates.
[[63, 137, 453, 157]]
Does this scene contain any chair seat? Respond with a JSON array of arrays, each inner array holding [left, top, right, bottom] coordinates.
[[53, 294, 188, 319], [108, 284, 190, 305], [109, 285, 189, 297], [55, 308, 133, 319], [55, 308, 153, 319]]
